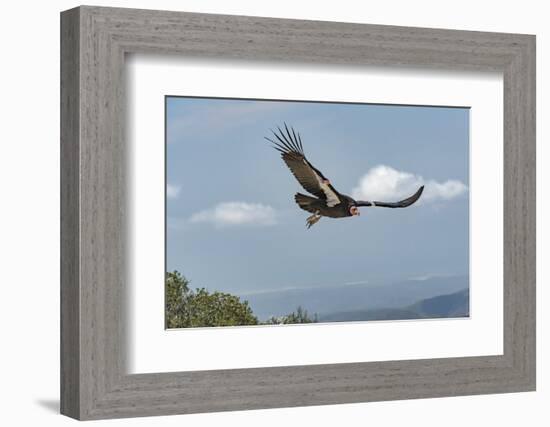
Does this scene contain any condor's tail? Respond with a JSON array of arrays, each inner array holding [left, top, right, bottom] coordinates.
[[294, 193, 322, 214]]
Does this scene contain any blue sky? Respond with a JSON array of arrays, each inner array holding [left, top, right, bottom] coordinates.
[[166, 97, 469, 295]]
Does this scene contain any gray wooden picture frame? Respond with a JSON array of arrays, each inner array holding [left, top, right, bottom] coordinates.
[[60, 5, 536, 421]]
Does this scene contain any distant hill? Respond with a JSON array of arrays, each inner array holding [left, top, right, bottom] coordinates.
[[319, 288, 469, 322], [409, 288, 469, 318], [242, 275, 468, 321]]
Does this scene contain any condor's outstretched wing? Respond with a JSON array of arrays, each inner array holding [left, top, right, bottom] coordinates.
[[265, 124, 342, 207], [355, 186, 424, 208]]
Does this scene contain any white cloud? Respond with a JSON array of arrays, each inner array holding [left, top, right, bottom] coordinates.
[[409, 274, 435, 281], [351, 165, 467, 203], [166, 184, 181, 199], [344, 280, 370, 286], [190, 202, 277, 227], [409, 273, 455, 281]]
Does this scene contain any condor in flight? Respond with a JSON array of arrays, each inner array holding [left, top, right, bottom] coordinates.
[[265, 124, 424, 229]]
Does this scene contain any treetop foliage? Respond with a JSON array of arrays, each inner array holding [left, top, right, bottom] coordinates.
[[166, 270, 318, 328]]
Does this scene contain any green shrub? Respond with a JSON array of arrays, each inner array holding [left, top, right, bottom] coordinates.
[[165, 271, 258, 328]]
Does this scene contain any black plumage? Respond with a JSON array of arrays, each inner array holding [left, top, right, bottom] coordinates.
[[265, 124, 424, 228]]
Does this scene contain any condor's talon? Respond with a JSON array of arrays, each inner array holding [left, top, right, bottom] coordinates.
[[306, 211, 322, 229]]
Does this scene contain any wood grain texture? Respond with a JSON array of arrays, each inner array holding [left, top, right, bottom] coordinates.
[[60, 5, 536, 420], [60, 7, 80, 419]]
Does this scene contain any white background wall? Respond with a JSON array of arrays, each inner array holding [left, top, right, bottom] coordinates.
[[0, 0, 546, 425]]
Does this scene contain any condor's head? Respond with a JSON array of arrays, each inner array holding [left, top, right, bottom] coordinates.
[[349, 205, 360, 216]]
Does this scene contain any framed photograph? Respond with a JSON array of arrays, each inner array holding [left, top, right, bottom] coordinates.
[[164, 97, 466, 328], [60, 6, 535, 420]]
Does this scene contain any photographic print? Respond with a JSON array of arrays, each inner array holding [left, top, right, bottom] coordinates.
[[165, 96, 469, 329]]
